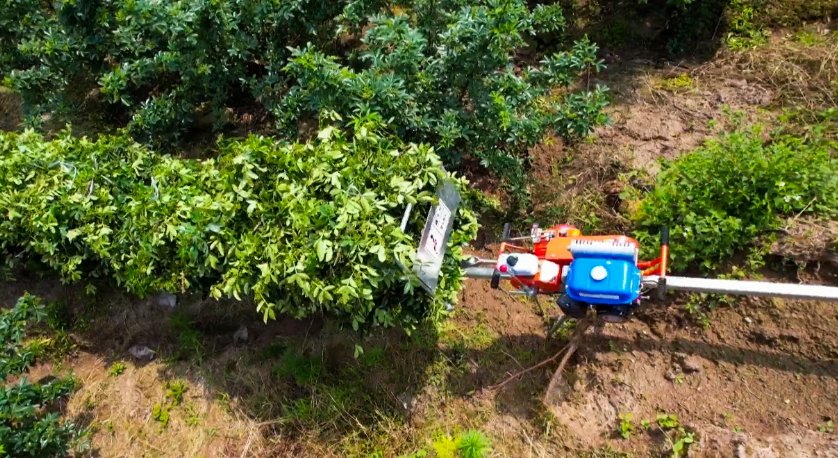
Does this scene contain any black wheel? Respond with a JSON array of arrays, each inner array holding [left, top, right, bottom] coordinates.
[[557, 294, 587, 319]]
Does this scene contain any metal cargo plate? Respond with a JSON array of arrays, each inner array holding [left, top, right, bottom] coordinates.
[[414, 180, 461, 295]]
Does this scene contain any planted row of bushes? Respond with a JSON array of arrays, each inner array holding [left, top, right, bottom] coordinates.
[[0, 294, 85, 458], [1, 0, 608, 195], [634, 117, 838, 271], [0, 117, 478, 332]]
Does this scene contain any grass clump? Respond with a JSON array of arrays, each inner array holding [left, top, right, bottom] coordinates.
[[108, 361, 127, 377], [635, 115, 838, 271], [273, 348, 323, 386], [657, 74, 695, 92], [431, 430, 493, 458]]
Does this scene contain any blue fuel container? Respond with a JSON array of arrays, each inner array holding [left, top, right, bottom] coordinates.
[[565, 256, 641, 306]]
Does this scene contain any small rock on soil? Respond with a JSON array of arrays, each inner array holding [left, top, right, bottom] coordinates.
[[128, 345, 155, 360], [233, 325, 249, 344], [157, 293, 177, 309]]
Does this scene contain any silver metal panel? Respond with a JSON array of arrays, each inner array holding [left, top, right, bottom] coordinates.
[[414, 181, 461, 295], [463, 267, 511, 280], [656, 275, 838, 302]]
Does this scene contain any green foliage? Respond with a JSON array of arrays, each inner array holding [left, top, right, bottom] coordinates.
[[397, 451, 428, 458], [280, 8, 608, 197], [273, 348, 323, 386], [819, 420, 835, 433], [152, 403, 170, 428], [657, 414, 680, 429], [432, 431, 459, 458], [169, 314, 205, 363], [685, 294, 711, 328], [0, 294, 86, 458], [654, 413, 694, 457], [108, 361, 127, 377], [456, 430, 492, 458], [166, 381, 188, 407], [359, 346, 385, 367], [725, 0, 768, 50], [432, 430, 492, 458], [152, 381, 188, 429], [0, 119, 478, 333], [618, 413, 634, 439], [0, 0, 374, 139], [656, 74, 694, 92], [670, 431, 694, 458], [635, 117, 838, 271], [1, 0, 608, 194]]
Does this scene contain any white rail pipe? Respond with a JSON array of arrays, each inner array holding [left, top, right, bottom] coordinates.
[[647, 275, 838, 303], [463, 268, 838, 302], [463, 267, 507, 279]]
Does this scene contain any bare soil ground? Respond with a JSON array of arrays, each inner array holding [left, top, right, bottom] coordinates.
[[0, 87, 22, 132], [5, 262, 838, 457]]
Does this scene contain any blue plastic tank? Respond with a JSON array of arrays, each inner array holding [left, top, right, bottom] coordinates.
[[565, 257, 641, 305]]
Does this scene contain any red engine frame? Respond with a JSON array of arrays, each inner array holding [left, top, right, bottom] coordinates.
[[495, 225, 668, 295]]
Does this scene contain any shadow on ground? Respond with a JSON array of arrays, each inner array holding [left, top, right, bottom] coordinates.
[[5, 267, 838, 456]]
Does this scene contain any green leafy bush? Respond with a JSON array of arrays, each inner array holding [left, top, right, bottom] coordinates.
[[280, 7, 608, 192], [1, 0, 608, 193], [635, 120, 838, 271], [0, 118, 477, 332], [0, 0, 378, 139], [0, 294, 86, 458]]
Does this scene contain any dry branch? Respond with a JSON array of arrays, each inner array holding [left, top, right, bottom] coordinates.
[[490, 318, 592, 394]]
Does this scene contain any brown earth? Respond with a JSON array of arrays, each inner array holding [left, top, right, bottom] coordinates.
[[7, 260, 838, 457], [0, 88, 22, 132]]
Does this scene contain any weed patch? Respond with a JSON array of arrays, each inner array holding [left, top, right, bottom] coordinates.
[[656, 74, 695, 92], [0, 295, 87, 457], [635, 113, 838, 271]]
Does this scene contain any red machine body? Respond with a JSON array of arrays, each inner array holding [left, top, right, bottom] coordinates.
[[494, 225, 667, 295]]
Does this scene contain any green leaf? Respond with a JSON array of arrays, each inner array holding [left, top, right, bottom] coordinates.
[[0, 124, 478, 337], [315, 239, 333, 262]]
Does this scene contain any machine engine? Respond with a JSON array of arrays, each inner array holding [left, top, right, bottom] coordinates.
[[489, 224, 658, 323], [560, 239, 642, 322]]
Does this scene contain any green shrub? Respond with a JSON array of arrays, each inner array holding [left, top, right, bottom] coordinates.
[[1, 0, 608, 194], [633, 0, 767, 54], [279, 8, 609, 195], [0, 0, 376, 139], [633, 0, 728, 54], [634, 120, 838, 271], [0, 294, 86, 458], [0, 117, 477, 332], [724, 0, 768, 50]]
